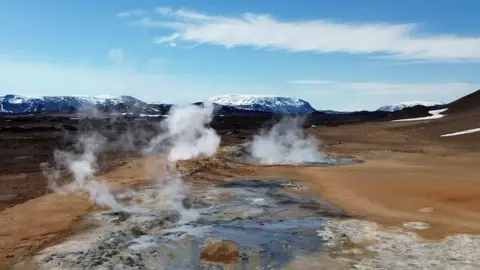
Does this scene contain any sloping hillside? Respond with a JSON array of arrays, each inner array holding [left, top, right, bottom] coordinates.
[[385, 89, 480, 150], [441, 89, 480, 114]]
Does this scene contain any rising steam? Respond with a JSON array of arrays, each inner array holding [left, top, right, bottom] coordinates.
[[42, 133, 123, 211], [250, 116, 325, 164], [144, 102, 220, 160], [143, 102, 221, 221], [42, 102, 220, 216]]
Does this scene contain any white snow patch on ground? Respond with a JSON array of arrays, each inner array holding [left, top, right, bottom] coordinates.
[[441, 128, 480, 137], [393, 108, 448, 122], [322, 219, 480, 269]]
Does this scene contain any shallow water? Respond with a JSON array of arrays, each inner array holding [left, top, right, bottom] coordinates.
[[300, 158, 364, 166], [228, 143, 363, 166], [234, 154, 363, 166], [35, 179, 347, 269]]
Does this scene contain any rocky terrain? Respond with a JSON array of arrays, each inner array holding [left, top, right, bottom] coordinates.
[[0, 89, 479, 269]]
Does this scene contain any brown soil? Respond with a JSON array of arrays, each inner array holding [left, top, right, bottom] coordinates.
[[200, 240, 241, 266], [183, 111, 480, 241], [1, 159, 159, 269], [0, 106, 479, 268]]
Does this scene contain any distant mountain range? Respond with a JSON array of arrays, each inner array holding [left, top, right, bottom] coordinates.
[[0, 94, 443, 115], [0, 94, 322, 115], [377, 101, 442, 112]]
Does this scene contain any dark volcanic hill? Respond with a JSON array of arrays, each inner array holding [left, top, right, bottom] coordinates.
[[440, 89, 480, 114]]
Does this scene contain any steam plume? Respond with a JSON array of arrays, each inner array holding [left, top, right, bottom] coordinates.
[[144, 103, 221, 221], [144, 102, 220, 161], [43, 133, 123, 211], [42, 102, 220, 216], [250, 116, 325, 164]]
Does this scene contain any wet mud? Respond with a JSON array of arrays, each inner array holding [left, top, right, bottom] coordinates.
[[33, 179, 347, 269]]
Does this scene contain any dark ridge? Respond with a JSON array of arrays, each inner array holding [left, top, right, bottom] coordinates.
[[441, 89, 480, 114]]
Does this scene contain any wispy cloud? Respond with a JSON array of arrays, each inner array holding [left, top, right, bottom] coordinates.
[[108, 48, 124, 65], [339, 82, 478, 95], [291, 79, 479, 95], [134, 8, 480, 62], [154, 33, 180, 44], [287, 80, 336, 85], [155, 7, 172, 16], [117, 9, 145, 18]]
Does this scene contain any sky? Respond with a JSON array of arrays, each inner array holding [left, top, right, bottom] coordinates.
[[1, 0, 480, 111]]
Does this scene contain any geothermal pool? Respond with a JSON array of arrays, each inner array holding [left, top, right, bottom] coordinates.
[[34, 179, 348, 269], [229, 144, 363, 166]]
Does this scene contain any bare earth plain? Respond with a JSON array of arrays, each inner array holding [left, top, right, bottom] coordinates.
[[0, 106, 479, 269]]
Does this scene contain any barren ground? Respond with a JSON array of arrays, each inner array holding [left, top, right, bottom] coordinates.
[[1, 111, 479, 268]]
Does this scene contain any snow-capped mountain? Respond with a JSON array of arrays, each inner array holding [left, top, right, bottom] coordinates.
[[0, 94, 147, 114], [377, 101, 442, 112], [209, 95, 316, 113], [1, 93, 318, 115]]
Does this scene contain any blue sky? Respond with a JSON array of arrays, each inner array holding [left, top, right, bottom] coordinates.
[[1, 0, 479, 110]]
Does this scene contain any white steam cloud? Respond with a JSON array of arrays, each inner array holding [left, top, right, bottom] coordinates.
[[42, 133, 123, 211], [144, 102, 220, 160], [42, 103, 221, 216], [250, 116, 325, 164], [146, 161, 200, 223], [143, 103, 221, 221]]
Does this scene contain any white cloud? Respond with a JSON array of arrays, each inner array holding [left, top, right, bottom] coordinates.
[[309, 81, 478, 95], [155, 7, 172, 16], [140, 8, 480, 62], [108, 48, 124, 65], [154, 33, 180, 43], [117, 9, 145, 18], [340, 82, 478, 95], [287, 80, 336, 85]]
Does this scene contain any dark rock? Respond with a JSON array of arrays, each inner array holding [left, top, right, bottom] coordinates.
[[130, 227, 146, 237], [182, 197, 192, 209]]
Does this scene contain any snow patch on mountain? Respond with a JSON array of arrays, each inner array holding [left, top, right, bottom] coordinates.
[[6, 95, 27, 104], [0, 94, 146, 114], [209, 94, 316, 113], [377, 101, 442, 112]]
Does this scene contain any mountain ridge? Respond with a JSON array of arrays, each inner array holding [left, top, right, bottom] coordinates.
[[0, 94, 148, 114], [1, 94, 320, 115], [209, 94, 316, 114], [377, 101, 442, 112], [2, 92, 475, 115]]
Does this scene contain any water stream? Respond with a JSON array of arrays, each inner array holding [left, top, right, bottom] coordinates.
[[35, 179, 348, 269]]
